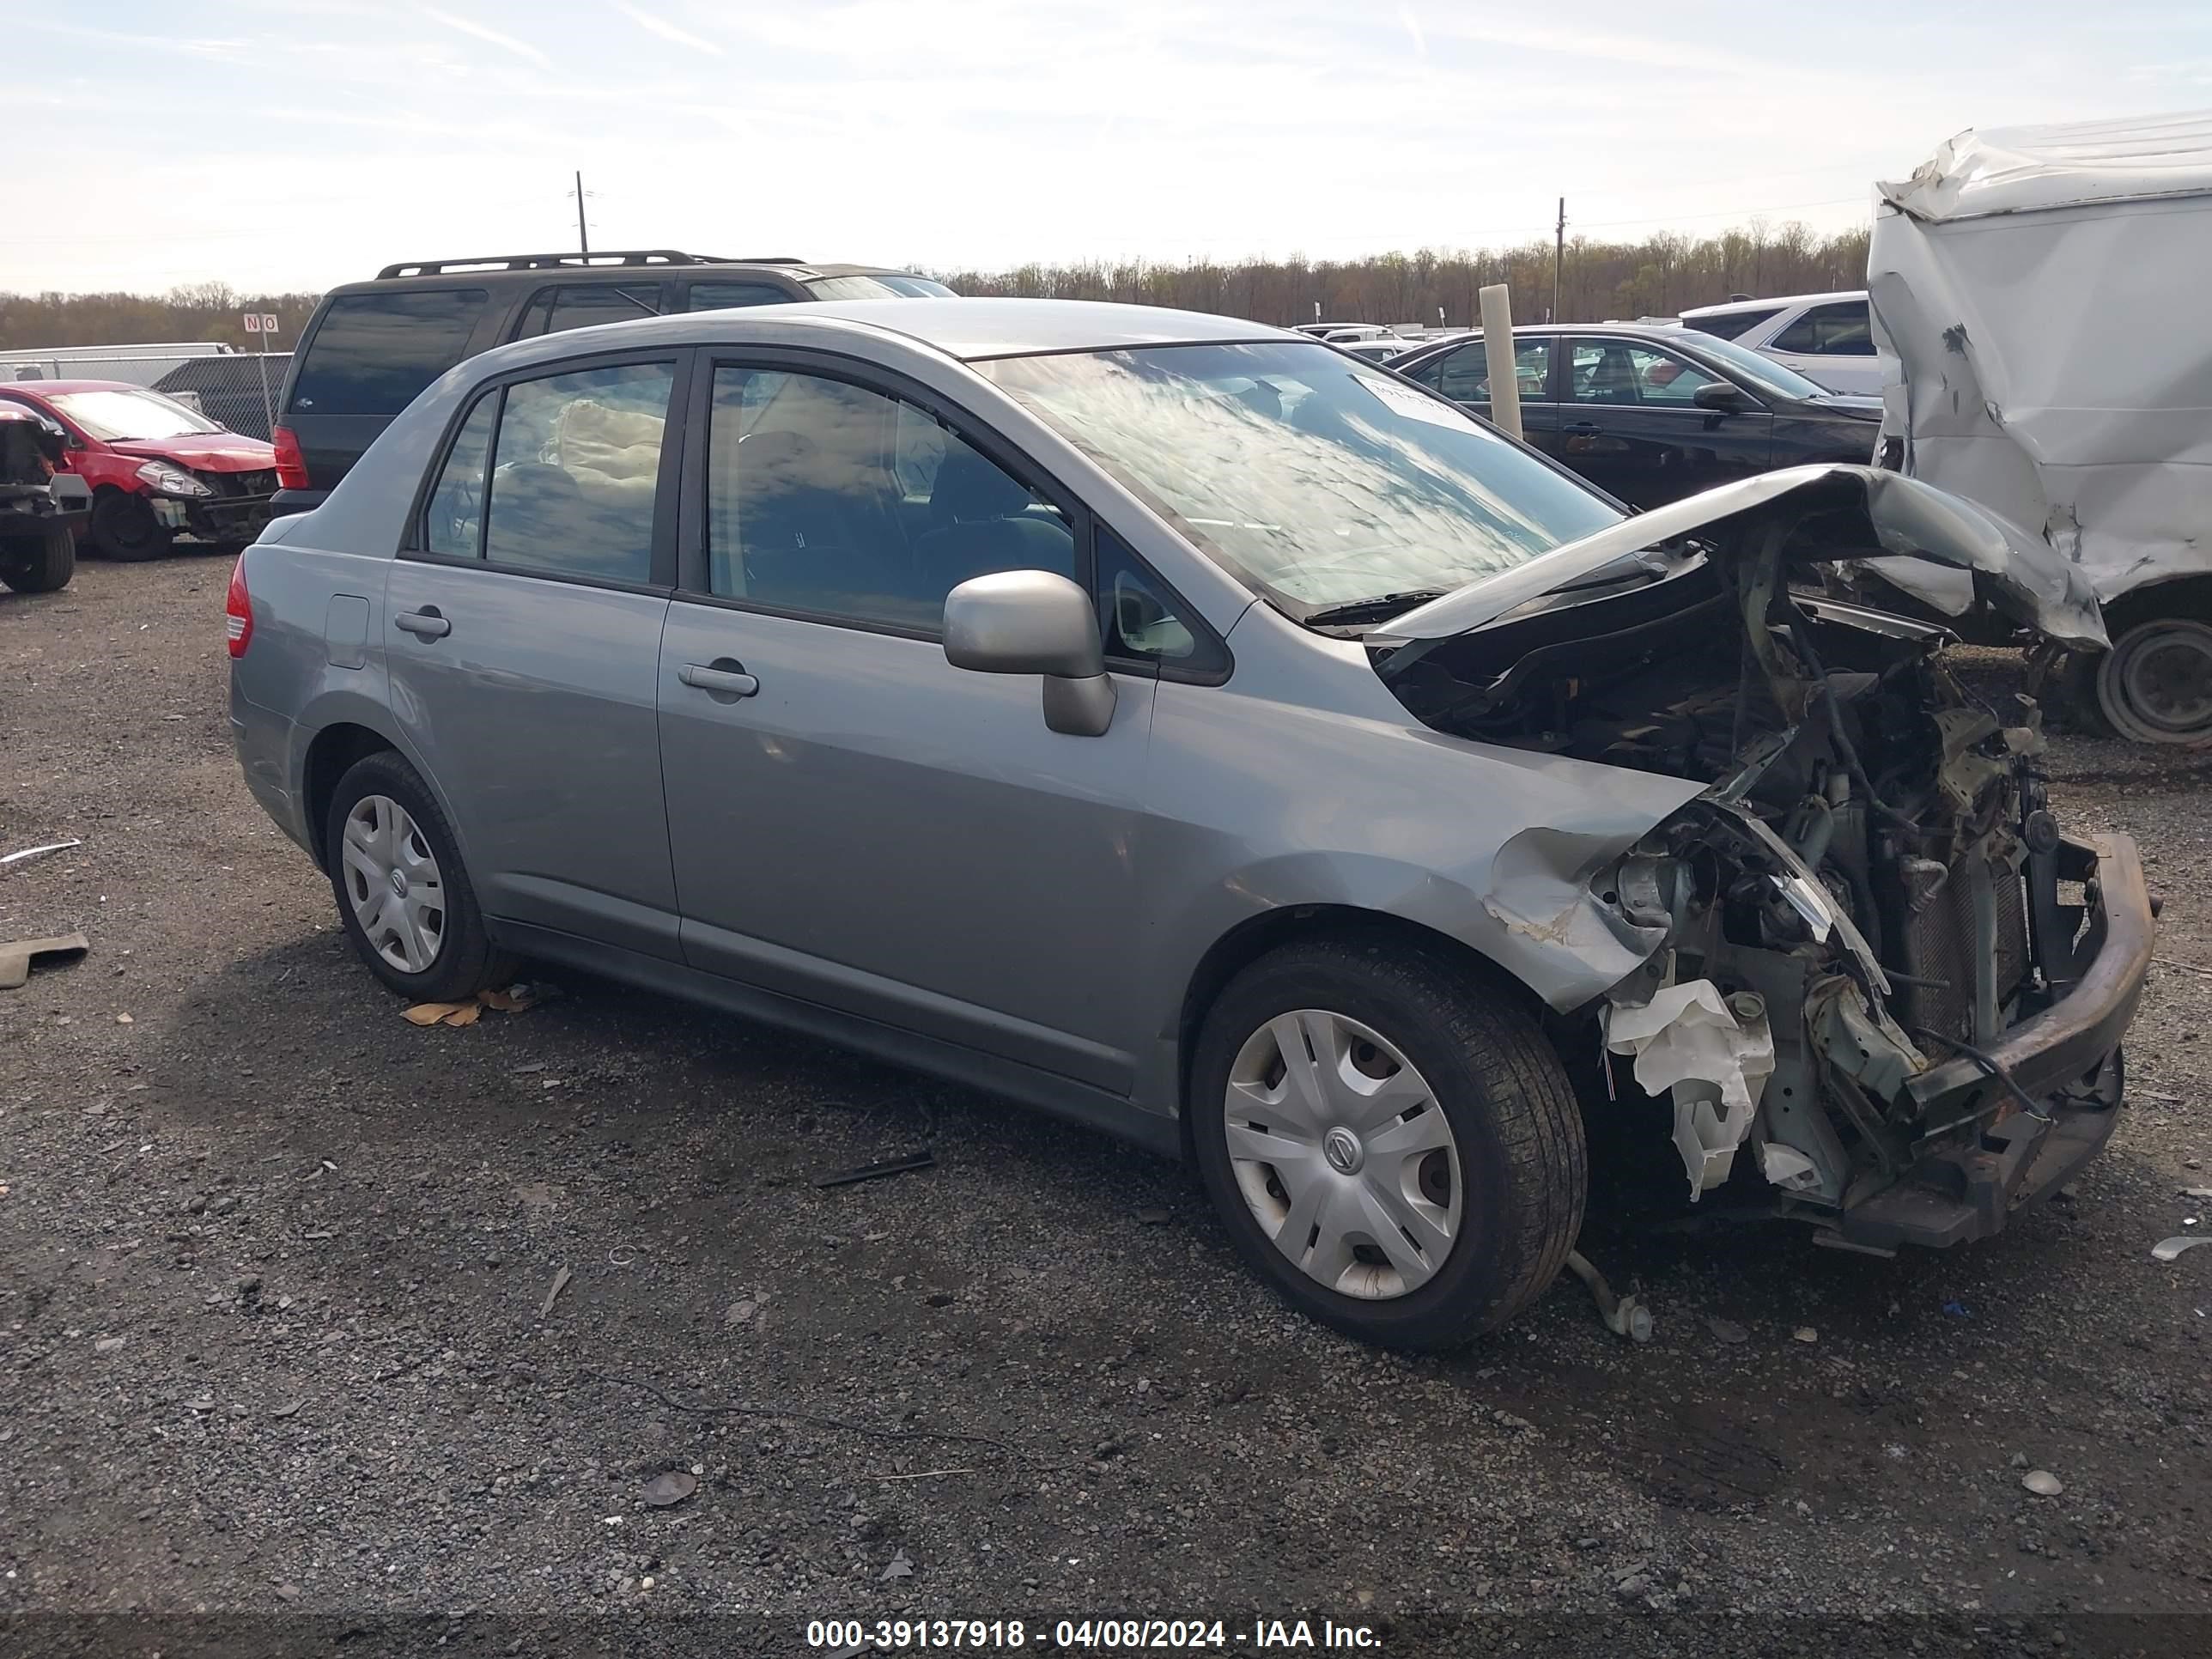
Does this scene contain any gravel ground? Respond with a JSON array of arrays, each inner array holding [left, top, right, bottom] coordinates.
[[4, 557, 2211, 1656]]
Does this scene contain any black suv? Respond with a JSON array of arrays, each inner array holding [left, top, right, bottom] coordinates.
[[270, 250, 953, 508]]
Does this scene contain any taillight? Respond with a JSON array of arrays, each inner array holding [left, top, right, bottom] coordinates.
[[270, 424, 309, 491], [225, 554, 254, 659]]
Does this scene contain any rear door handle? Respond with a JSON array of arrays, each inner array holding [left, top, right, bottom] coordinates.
[[394, 608, 450, 639], [680, 660, 759, 698], [1564, 421, 1603, 434]]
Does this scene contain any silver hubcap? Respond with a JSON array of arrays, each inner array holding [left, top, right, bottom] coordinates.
[[1224, 1009, 1462, 1300], [340, 794, 446, 974], [2102, 618, 2212, 741]]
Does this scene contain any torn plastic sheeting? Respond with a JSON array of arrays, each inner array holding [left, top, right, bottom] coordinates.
[[1606, 980, 1775, 1200]]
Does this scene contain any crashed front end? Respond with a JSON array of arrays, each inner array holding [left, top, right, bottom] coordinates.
[[1376, 465, 2154, 1250]]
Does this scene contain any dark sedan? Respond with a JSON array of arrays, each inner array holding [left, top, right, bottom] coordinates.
[[1391, 323, 1881, 507]]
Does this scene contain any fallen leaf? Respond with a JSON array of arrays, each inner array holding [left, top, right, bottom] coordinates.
[[2022, 1469, 2064, 1496], [642, 1470, 697, 1508], [269, 1400, 303, 1419], [1705, 1317, 1749, 1345], [541, 1265, 572, 1317]]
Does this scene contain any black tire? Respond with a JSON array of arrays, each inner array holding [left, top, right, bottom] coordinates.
[[2057, 649, 2117, 738], [1188, 935, 1585, 1351], [0, 523, 76, 592], [88, 490, 174, 562], [323, 750, 516, 1003]]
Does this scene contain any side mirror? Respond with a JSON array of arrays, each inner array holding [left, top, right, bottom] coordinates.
[[943, 568, 1117, 737], [1692, 380, 1747, 413]]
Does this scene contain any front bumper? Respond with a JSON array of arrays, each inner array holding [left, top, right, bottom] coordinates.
[[1835, 833, 2152, 1250], [153, 491, 281, 544]]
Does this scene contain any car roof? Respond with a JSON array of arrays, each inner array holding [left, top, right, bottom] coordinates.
[[326, 257, 933, 296], [457, 297, 1293, 366], [1680, 289, 1865, 318], [0, 379, 149, 395]]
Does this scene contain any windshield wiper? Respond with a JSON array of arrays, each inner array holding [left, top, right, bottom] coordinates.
[[1303, 589, 1449, 627]]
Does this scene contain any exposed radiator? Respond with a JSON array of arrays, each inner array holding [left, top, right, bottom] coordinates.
[[1900, 859, 2029, 1042]]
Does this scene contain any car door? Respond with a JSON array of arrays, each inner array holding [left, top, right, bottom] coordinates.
[[1559, 336, 1773, 506], [1402, 338, 1559, 453], [381, 350, 688, 959], [656, 356, 1160, 1093]]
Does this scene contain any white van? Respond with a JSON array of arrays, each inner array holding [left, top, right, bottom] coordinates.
[[1868, 109, 2212, 742]]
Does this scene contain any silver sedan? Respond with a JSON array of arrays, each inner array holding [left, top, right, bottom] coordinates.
[[228, 298, 2149, 1349]]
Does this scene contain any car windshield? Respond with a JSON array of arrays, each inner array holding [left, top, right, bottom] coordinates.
[[47, 387, 222, 441], [1674, 330, 1833, 400], [979, 341, 1621, 611], [806, 274, 956, 301]]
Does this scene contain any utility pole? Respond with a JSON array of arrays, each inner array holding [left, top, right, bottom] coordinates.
[[1552, 198, 1566, 324], [574, 170, 589, 256]]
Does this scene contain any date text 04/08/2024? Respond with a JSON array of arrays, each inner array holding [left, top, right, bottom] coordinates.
[[806, 1618, 1383, 1650]]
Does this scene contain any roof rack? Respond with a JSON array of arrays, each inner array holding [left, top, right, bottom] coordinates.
[[372, 250, 809, 279]]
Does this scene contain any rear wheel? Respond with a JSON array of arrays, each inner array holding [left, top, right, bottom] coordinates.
[[0, 523, 76, 592], [2065, 602, 2212, 744], [88, 490, 173, 562], [1188, 937, 1585, 1351], [324, 750, 514, 1002]]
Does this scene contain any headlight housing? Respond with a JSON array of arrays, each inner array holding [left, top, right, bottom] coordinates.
[[136, 461, 211, 497]]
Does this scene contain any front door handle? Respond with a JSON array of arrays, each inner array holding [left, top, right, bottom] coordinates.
[[679, 659, 759, 699], [394, 608, 450, 639], [1564, 420, 1603, 434]]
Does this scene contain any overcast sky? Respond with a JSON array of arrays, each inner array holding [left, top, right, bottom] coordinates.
[[9, 0, 2209, 294]]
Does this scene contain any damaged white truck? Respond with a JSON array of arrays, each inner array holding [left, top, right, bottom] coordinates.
[[1371, 463, 2152, 1264], [1865, 110, 2212, 742]]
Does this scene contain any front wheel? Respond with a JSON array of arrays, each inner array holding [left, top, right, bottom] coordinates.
[[88, 491, 174, 562], [0, 523, 76, 592], [1188, 937, 1586, 1351], [324, 750, 515, 1002]]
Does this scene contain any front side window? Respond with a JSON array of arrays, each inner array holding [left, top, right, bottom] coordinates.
[[702, 367, 1074, 631], [1571, 341, 1724, 405], [980, 341, 1617, 612], [1096, 527, 1224, 674], [511, 283, 663, 340], [425, 361, 676, 582], [291, 289, 487, 417], [1771, 300, 1875, 357], [44, 387, 219, 441], [685, 282, 794, 312]]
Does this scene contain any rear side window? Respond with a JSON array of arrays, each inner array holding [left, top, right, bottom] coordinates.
[[510, 283, 665, 340], [1686, 306, 1781, 342], [685, 282, 793, 311], [419, 361, 675, 584], [290, 289, 487, 417], [1771, 300, 1875, 356]]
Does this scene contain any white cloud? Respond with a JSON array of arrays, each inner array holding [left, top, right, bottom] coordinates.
[[617, 3, 723, 56], [419, 5, 553, 70]]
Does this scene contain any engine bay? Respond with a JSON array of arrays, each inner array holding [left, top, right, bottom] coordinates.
[[1379, 528, 2095, 1227]]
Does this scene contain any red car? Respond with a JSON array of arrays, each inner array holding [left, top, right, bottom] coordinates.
[[0, 380, 279, 561]]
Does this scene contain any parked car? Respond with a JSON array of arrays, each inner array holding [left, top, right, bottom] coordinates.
[[1677, 291, 1888, 397], [1869, 112, 2212, 743], [1390, 324, 1882, 507], [0, 403, 89, 592], [1335, 338, 1415, 365], [0, 380, 279, 561], [270, 249, 957, 511], [229, 298, 2145, 1352]]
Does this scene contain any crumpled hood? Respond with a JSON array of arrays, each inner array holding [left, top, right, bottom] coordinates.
[[1370, 463, 2108, 651], [109, 433, 276, 471]]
